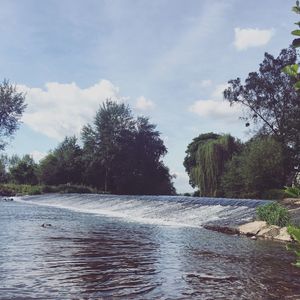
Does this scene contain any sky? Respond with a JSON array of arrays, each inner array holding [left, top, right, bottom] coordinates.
[[0, 0, 295, 192]]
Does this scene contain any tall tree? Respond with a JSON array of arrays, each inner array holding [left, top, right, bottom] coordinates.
[[9, 155, 38, 185], [39, 136, 83, 185], [221, 136, 285, 199], [82, 100, 135, 192], [184, 133, 240, 197], [224, 48, 300, 182], [81, 100, 175, 195], [0, 80, 26, 149]]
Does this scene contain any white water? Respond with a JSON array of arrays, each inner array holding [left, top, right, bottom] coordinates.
[[15, 193, 268, 227]]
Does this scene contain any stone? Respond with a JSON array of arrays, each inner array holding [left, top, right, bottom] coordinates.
[[274, 227, 293, 242], [256, 225, 280, 239], [238, 221, 267, 236]]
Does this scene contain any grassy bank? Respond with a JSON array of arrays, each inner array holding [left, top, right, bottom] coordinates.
[[0, 183, 102, 196]]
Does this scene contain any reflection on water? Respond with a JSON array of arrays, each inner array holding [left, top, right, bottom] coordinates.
[[0, 200, 300, 299]]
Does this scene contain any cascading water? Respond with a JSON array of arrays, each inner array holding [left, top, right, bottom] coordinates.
[[15, 194, 269, 227]]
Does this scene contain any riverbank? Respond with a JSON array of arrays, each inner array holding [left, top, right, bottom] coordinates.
[[205, 198, 300, 243], [0, 183, 100, 196]]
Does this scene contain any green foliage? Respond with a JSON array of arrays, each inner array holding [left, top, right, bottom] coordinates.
[[221, 137, 285, 199], [0, 184, 42, 196], [284, 186, 300, 198], [184, 133, 240, 197], [0, 80, 26, 150], [282, 64, 299, 77], [224, 48, 300, 183], [0, 183, 97, 196], [256, 202, 290, 227], [81, 100, 175, 195], [39, 136, 84, 185], [9, 155, 38, 185], [287, 226, 300, 267], [51, 184, 97, 194]]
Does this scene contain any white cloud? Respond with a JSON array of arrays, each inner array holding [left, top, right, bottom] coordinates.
[[188, 99, 241, 119], [200, 79, 213, 88], [18, 80, 123, 140], [234, 27, 274, 51], [188, 83, 242, 120], [135, 96, 155, 111], [211, 83, 229, 99], [30, 150, 47, 162], [172, 170, 193, 193]]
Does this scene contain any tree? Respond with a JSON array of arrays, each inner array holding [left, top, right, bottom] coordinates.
[[0, 80, 26, 149], [9, 155, 38, 185], [184, 133, 240, 197], [221, 136, 285, 199], [39, 136, 83, 185], [0, 154, 9, 183], [82, 100, 135, 192], [224, 48, 300, 183], [81, 100, 175, 195]]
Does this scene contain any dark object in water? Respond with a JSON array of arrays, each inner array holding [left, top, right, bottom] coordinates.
[[203, 224, 239, 235], [2, 197, 14, 202], [41, 223, 52, 228]]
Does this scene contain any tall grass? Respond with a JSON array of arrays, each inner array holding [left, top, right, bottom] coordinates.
[[256, 202, 290, 227]]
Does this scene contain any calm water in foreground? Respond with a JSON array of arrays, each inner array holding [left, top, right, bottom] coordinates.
[[1, 197, 300, 299]]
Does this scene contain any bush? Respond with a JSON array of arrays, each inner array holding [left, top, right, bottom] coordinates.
[[284, 186, 300, 198], [55, 184, 96, 194], [256, 202, 290, 227], [287, 226, 300, 267]]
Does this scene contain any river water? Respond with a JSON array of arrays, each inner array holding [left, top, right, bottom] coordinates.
[[1, 194, 300, 299]]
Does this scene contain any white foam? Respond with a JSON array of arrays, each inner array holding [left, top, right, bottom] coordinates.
[[14, 194, 255, 228]]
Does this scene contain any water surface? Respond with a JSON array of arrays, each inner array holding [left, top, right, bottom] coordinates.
[[1, 195, 300, 299]]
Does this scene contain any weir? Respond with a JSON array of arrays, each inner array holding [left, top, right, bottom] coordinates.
[[15, 194, 269, 228]]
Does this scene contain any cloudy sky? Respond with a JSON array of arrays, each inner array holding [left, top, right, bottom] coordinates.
[[0, 0, 295, 192]]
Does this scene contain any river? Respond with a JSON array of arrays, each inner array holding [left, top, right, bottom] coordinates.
[[1, 194, 300, 299]]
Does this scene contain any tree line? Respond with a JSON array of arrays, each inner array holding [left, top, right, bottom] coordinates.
[[184, 47, 300, 199], [0, 88, 175, 195]]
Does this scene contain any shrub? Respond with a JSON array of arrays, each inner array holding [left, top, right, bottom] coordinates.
[[284, 186, 300, 198], [56, 184, 96, 194], [287, 226, 300, 268], [256, 202, 290, 227]]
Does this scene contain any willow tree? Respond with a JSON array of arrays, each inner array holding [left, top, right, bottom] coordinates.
[[184, 133, 240, 197]]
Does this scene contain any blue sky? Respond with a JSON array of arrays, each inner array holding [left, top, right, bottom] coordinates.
[[0, 0, 295, 192]]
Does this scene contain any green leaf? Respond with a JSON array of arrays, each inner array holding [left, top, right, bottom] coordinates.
[[294, 261, 300, 267], [295, 21, 300, 27], [288, 226, 300, 241], [293, 38, 300, 48], [292, 6, 300, 14], [282, 64, 299, 77], [292, 29, 300, 36], [294, 81, 300, 90]]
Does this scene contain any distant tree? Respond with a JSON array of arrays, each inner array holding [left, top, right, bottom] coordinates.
[[0, 154, 9, 182], [9, 155, 38, 185], [184, 133, 240, 197], [82, 100, 175, 194], [224, 48, 300, 182], [38, 153, 60, 185], [221, 136, 285, 199], [0, 80, 26, 149], [39, 136, 83, 185]]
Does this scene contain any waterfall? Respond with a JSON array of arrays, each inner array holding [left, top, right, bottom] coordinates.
[[15, 194, 269, 227]]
